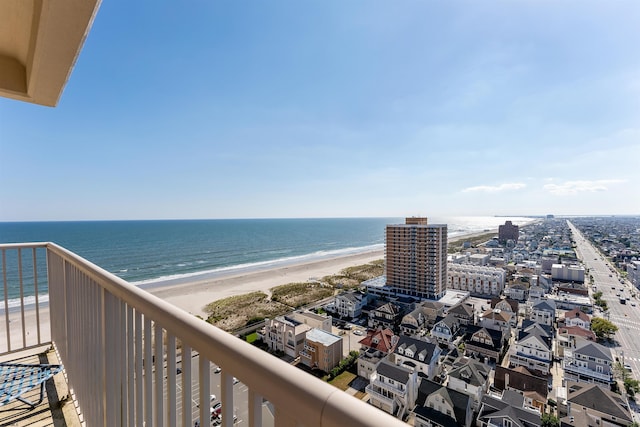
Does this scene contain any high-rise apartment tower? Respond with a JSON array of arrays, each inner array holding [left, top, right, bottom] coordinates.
[[385, 217, 448, 300], [498, 220, 519, 243]]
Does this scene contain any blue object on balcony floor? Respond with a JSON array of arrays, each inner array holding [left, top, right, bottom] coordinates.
[[0, 363, 63, 409]]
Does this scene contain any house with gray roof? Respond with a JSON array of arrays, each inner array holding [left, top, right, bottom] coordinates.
[[506, 283, 529, 301], [366, 358, 418, 419], [369, 301, 404, 332], [401, 307, 428, 337], [412, 379, 473, 427], [444, 356, 491, 411], [463, 324, 505, 363], [392, 336, 441, 380], [447, 302, 475, 326], [561, 382, 631, 427], [509, 321, 553, 376], [431, 313, 461, 347], [563, 338, 613, 386], [530, 299, 556, 326], [401, 301, 445, 336], [477, 389, 542, 427], [335, 291, 367, 319]]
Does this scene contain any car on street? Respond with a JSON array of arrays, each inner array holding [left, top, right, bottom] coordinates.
[[624, 364, 632, 372], [214, 366, 221, 374], [212, 402, 222, 417], [353, 329, 364, 336], [233, 377, 239, 385]]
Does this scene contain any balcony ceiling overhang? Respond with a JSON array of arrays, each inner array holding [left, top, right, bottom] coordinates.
[[0, 0, 100, 107]]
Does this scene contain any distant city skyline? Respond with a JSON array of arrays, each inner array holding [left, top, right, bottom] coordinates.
[[1, 1, 639, 221]]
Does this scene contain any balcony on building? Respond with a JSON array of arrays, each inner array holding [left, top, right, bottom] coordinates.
[[0, 242, 407, 427]]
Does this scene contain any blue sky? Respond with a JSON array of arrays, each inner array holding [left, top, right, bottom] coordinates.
[[1, 1, 639, 221]]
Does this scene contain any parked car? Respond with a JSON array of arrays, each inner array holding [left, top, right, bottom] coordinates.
[[212, 402, 222, 417], [353, 329, 364, 336], [624, 364, 633, 372], [214, 366, 221, 374]]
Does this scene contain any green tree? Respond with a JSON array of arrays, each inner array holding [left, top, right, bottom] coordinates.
[[593, 291, 603, 300], [591, 317, 618, 340], [541, 413, 559, 427], [624, 377, 640, 396]]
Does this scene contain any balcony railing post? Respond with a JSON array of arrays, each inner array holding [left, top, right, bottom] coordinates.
[[181, 344, 193, 427]]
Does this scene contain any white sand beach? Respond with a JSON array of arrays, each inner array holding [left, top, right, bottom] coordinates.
[[149, 249, 384, 318]]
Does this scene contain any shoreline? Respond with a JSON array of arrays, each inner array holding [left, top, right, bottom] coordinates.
[[148, 229, 499, 318]]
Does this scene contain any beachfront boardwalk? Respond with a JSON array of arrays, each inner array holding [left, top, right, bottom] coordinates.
[[0, 348, 80, 427]]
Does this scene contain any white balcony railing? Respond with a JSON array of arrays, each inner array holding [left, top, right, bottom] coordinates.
[[563, 361, 613, 382], [0, 243, 407, 427]]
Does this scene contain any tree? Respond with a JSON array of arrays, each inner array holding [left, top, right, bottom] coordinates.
[[591, 317, 618, 340], [624, 377, 640, 396], [541, 413, 559, 427]]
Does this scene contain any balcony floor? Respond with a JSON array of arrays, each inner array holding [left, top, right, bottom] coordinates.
[[0, 347, 81, 427]]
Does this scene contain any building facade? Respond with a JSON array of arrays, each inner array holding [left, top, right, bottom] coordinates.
[[447, 263, 505, 296], [299, 328, 343, 373], [385, 217, 448, 299], [498, 221, 520, 243]]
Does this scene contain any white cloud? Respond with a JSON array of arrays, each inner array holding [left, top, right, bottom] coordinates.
[[543, 179, 627, 196], [461, 183, 527, 193]]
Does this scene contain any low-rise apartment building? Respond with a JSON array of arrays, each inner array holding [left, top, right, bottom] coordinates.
[[299, 328, 343, 373], [447, 263, 505, 296]]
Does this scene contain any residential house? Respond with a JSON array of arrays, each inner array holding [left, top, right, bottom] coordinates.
[[392, 336, 441, 380], [421, 301, 446, 325], [493, 365, 548, 413], [447, 303, 475, 326], [563, 339, 614, 386], [463, 324, 504, 363], [556, 325, 596, 358], [402, 301, 446, 336], [358, 347, 385, 381], [506, 283, 528, 301], [357, 327, 399, 380], [444, 356, 491, 411], [479, 309, 513, 335], [528, 285, 546, 300], [561, 382, 632, 427], [431, 314, 461, 347], [369, 301, 404, 332], [561, 308, 591, 331], [401, 307, 428, 337], [335, 291, 367, 319], [509, 321, 553, 376], [299, 328, 343, 373], [490, 297, 519, 317], [263, 315, 311, 357], [530, 299, 556, 327], [413, 379, 473, 427], [358, 327, 398, 354], [366, 358, 419, 419], [477, 390, 542, 427]]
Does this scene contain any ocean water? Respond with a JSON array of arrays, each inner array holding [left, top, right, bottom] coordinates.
[[0, 216, 533, 306]]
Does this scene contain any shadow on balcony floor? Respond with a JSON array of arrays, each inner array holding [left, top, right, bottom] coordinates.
[[0, 348, 81, 427]]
